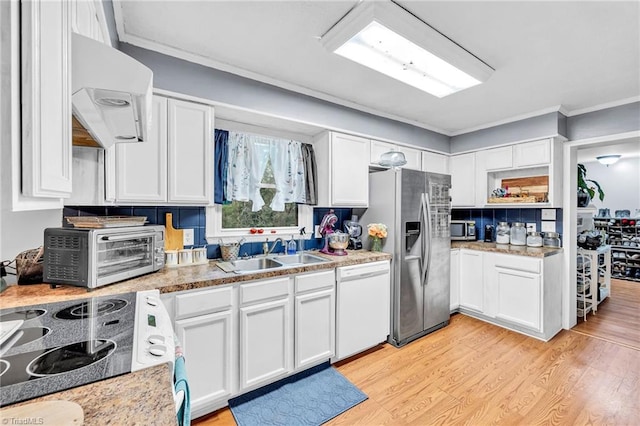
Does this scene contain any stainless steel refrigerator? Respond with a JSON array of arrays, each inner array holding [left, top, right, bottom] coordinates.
[[361, 168, 451, 347]]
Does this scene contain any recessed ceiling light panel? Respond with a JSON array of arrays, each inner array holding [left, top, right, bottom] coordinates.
[[321, 1, 493, 98]]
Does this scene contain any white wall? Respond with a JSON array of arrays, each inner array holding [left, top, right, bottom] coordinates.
[[580, 157, 640, 214]]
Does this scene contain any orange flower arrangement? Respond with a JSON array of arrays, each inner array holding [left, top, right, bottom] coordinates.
[[367, 223, 387, 251]]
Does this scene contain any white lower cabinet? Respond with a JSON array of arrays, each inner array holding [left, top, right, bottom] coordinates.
[[458, 249, 483, 312], [239, 277, 292, 391], [294, 270, 335, 370], [455, 249, 562, 341], [165, 285, 236, 418]]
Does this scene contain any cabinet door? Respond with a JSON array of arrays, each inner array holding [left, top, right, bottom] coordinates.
[[239, 298, 292, 391], [398, 146, 422, 171], [459, 250, 483, 312], [450, 250, 460, 311], [21, 0, 72, 198], [514, 139, 550, 167], [330, 133, 369, 206], [494, 267, 542, 331], [168, 99, 213, 204], [115, 96, 168, 202], [450, 153, 476, 207], [175, 310, 234, 412], [422, 151, 449, 175], [370, 140, 394, 165], [483, 146, 513, 170], [295, 288, 335, 369]]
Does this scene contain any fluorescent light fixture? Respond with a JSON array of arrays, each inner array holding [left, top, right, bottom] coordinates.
[[321, 1, 493, 98], [596, 155, 621, 165]]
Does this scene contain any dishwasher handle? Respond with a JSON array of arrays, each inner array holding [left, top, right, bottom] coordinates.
[[337, 261, 390, 282]]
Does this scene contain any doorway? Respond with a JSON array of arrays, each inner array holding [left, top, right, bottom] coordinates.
[[562, 131, 640, 348]]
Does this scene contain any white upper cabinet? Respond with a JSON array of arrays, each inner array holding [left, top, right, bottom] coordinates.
[[21, 0, 72, 199], [115, 96, 168, 203], [450, 153, 476, 207], [422, 151, 449, 175], [370, 140, 421, 171], [314, 132, 369, 207], [70, 0, 107, 44], [114, 95, 213, 205], [481, 146, 513, 171], [514, 139, 551, 167], [167, 98, 213, 204]]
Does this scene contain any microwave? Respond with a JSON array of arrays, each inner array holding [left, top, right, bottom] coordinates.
[[43, 225, 165, 289], [450, 220, 477, 241]]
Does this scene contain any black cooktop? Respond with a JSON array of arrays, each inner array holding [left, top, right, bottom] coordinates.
[[0, 293, 136, 407]]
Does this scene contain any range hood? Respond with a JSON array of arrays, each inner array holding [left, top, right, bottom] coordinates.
[[72, 33, 153, 149]]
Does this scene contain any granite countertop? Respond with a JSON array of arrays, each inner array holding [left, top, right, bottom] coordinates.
[[0, 363, 176, 425], [451, 241, 563, 257], [0, 250, 391, 309], [0, 250, 389, 421]]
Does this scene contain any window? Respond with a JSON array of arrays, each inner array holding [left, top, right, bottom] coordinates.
[[206, 125, 313, 242], [221, 159, 298, 229]]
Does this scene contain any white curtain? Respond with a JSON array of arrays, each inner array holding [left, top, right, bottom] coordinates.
[[225, 132, 306, 212], [270, 140, 306, 211]]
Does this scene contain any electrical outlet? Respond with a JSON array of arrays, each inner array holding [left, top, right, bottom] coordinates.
[[526, 223, 536, 233], [314, 225, 322, 238], [183, 229, 194, 246], [541, 209, 556, 220]]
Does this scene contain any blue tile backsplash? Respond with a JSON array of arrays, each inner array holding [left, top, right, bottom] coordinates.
[[64, 206, 353, 259], [452, 207, 563, 243]]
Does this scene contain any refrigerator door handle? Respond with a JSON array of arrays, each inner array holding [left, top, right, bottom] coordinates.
[[420, 193, 432, 286]]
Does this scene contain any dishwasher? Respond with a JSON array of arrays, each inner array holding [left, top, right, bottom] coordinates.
[[335, 260, 391, 360]]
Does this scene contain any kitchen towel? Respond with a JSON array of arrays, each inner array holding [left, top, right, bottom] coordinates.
[[229, 362, 367, 426], [174, 355, 190, 426]]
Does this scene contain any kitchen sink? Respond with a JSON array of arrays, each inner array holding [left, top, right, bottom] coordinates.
[[231, 257, 284, 272], [272, 253, 329, 265]]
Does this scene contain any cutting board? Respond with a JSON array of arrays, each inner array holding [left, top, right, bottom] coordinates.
[[165, 213, 184, 251], [0, 400, 84, 425]]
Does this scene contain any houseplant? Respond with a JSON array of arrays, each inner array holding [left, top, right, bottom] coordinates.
[[577, 163, 605, 207]]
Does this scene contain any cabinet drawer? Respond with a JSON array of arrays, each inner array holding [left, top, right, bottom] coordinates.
[[240, 277, 290, 305], [295, 270, 335, 294], [493, 254, 541, 274], [175, 286, 233, 320]]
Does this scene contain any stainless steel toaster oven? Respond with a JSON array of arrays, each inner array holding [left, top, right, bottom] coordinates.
[[43, 225, 165, 289]]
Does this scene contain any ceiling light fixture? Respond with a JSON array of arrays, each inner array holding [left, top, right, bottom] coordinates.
[[596, 155, 621, 166], [321, 1, 494, 98]]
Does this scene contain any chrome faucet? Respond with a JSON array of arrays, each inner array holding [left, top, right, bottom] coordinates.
[[264, 238, 285, 255]]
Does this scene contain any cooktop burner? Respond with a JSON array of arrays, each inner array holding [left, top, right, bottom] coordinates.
[[11, 327, 51, 347], [0, 309, 46, 322], [28, 340, 116, 376], [53, 299, 127, 320], [0, 293, 136, 407]]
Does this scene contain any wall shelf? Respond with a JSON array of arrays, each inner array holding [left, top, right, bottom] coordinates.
[[594, 218, 640, 282]]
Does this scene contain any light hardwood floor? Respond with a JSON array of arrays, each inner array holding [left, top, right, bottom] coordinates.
[[195, 281, 639, 425]]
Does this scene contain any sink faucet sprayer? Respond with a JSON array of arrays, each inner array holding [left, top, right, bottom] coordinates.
[[264, 238, 285, 255]]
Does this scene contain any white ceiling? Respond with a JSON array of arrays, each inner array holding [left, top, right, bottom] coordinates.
[[577, 138, 640, 163], [114, 1, 640, 135]]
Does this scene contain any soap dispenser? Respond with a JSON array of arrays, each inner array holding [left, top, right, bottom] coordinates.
[[287, 236, 297, 255]]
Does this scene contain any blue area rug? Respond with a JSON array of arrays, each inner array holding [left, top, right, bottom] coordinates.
[[229, 362, 368, 426]]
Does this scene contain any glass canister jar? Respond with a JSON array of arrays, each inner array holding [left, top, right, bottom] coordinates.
[[526, 232, 543, 247], [510, 222, 527, 246], [543, 232, 561, 248], [496, 222, 510, 244]]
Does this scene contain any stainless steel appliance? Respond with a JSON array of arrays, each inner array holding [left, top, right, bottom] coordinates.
[[450, 220, 476, 241], [0, 290, 175, 407], [343, 218, 363, 250], [43, 226, 165, 290], [361, 168, 451, 347]]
